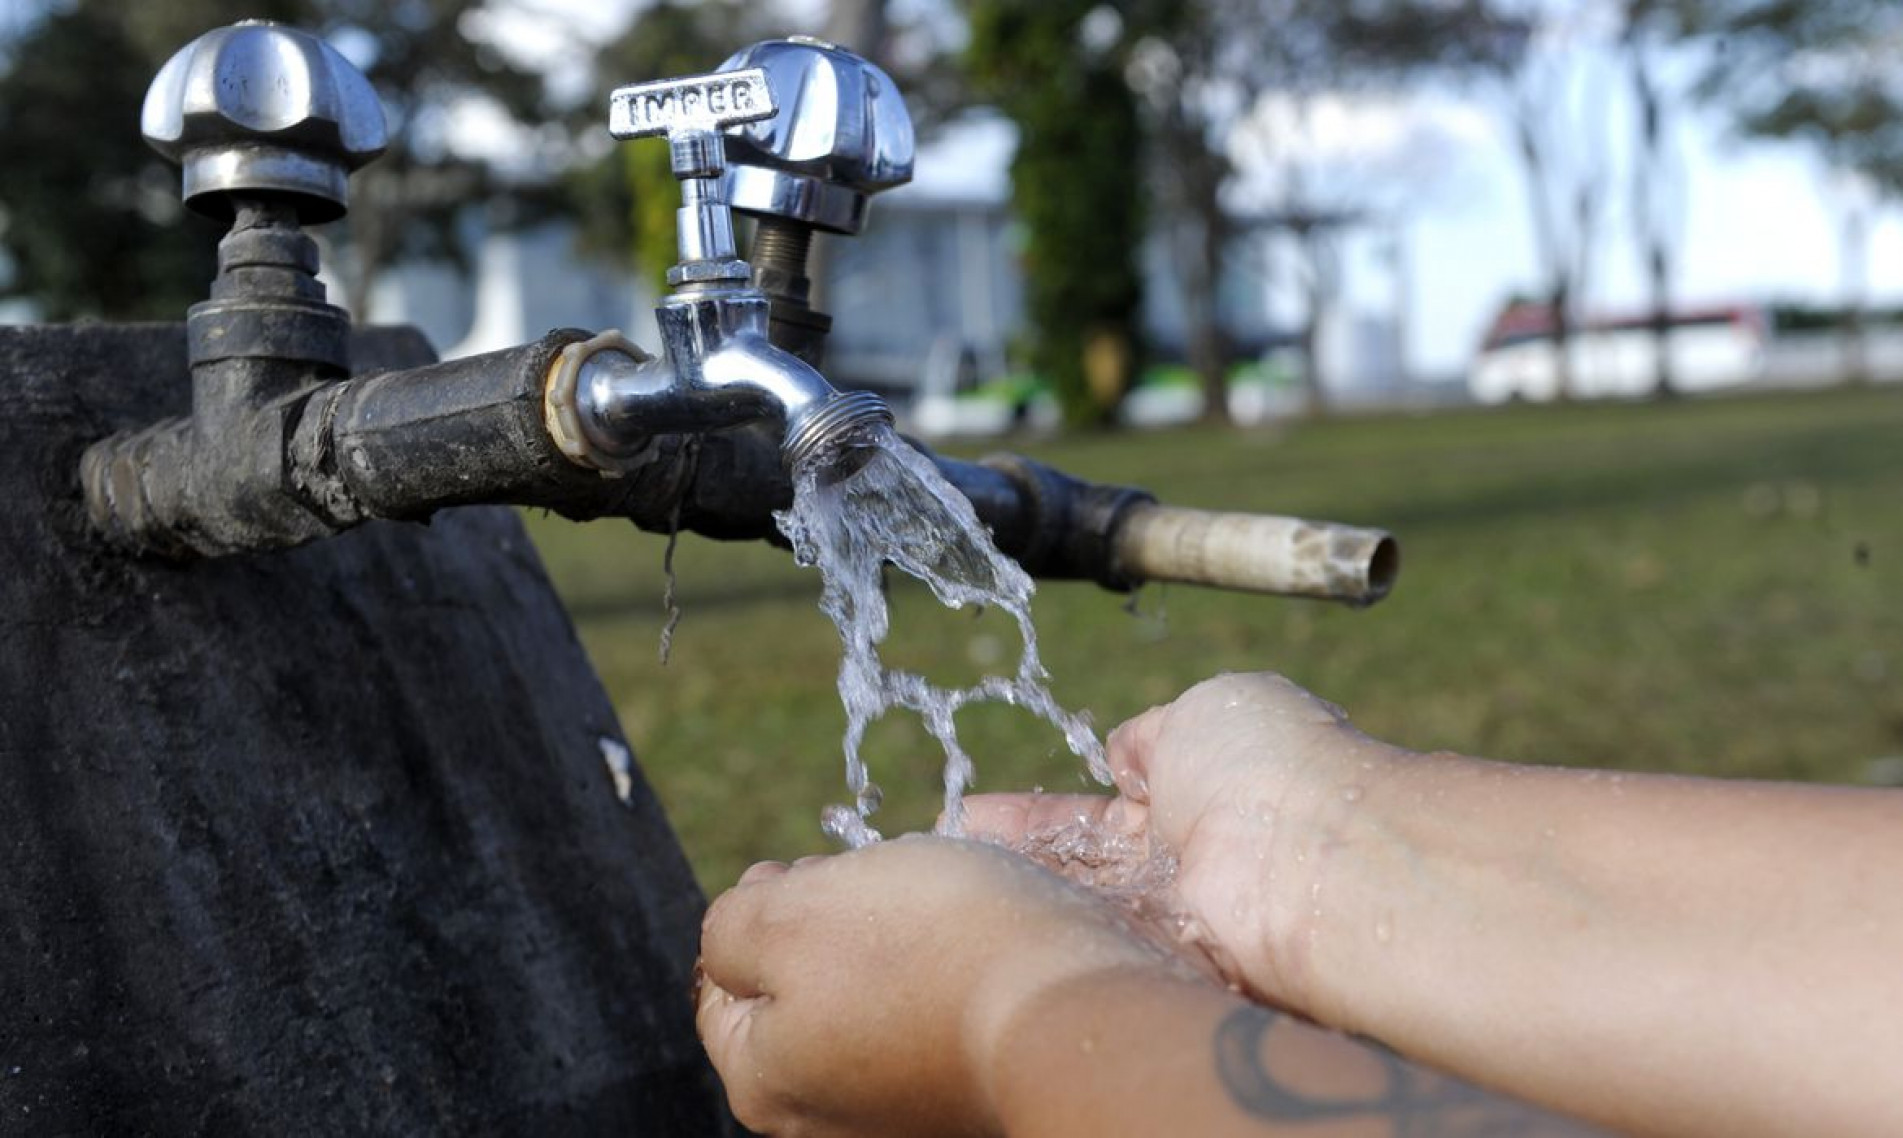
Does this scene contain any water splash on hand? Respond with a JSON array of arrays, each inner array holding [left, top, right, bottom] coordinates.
[[1001, 815, 1233, 986]]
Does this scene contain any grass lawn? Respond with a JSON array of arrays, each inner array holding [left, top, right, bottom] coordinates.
[[524, 385, 1903, 891]]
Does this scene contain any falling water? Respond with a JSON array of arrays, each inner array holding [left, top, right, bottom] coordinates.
[[775, 422, 1109, 846]]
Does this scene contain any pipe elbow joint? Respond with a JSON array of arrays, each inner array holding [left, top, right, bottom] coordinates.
[[568, 293, 891, 475], [701, 335, 890, 471]]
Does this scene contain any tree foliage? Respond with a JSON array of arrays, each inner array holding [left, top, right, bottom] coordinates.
[[1663, 0, 1902, 383], [1117, 0, 1519, 418], [1679, 0, 1903, 189], [966, 0, 1145, 428], [0, 0, 548, 322], [0, 4, 246, 319], [1619, 0, 1693, 397]]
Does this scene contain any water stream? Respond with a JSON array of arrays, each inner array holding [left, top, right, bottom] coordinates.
[[775, 422, 1110, 846]]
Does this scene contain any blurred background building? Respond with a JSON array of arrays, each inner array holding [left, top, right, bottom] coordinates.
[[7, 0, 1903, 430]]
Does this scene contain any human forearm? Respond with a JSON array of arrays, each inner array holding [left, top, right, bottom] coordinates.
[[986, 967, 1591, 1138], [975, 671, 1903, 1134], [1292, 752, 1903, 1135]]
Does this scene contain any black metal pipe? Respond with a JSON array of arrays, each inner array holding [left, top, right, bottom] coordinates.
[[293, 350, 1164, 592], [290, 329, 606, 524], [84, 321, 1183, 595], [269, 329, 1160, 587], [287, 332, 789, 542], [77, 195, 1169, 580], [80, 198, 354, 558]]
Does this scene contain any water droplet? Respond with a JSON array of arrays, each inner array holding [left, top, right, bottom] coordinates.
[[821, 804, 880, 848]]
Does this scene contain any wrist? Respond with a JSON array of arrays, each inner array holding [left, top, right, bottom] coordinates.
[[980, 964, 1227, 1135], [963, 936, 1185, 1121], [1237, 729, 1417, 1019], [1277, 745, 1528, 1038]]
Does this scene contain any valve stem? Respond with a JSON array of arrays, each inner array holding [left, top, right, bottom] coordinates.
[[747, 216, 832, 365], [749, 216, 813, 281]]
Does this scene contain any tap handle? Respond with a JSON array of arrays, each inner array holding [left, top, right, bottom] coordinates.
[[608, 69, 779, 285], [608, 68, 777, 147], [142, 20, 386, 224], [716, 38, 915, 236]]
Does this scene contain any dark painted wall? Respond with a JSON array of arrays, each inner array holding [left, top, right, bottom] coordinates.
[[0, 325, 729, 1134]]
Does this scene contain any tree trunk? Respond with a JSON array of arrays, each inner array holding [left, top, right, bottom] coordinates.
[[1184, 168, 1233, 425], [1297, 226, 1332, 418], [823, 0, 887, 53], [1300, 305, 1325, 418], [1648, 244, 1676, 399], [1513, 110, 1570, 403], [1188, 302, 1232, 425], [1841, 199, 1870, 386], [1550, 279, 1575, 402], [806, 0, 890, 313], [1627, 31, 1677, 400]]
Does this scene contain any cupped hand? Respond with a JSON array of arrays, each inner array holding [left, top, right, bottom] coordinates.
[[695, 834, 1189, 1137], [962, 672, 1402, 1009]]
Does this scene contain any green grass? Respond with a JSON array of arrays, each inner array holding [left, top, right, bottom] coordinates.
[[525, 385, 1903, 891]]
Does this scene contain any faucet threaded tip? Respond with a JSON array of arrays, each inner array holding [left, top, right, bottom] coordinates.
[[782, 389, 894, 474]]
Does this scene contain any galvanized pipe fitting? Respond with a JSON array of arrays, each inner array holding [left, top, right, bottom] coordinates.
[[554, 292, 893, 475]]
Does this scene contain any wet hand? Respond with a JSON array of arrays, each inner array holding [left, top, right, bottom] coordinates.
[[695, 834, 1182, 1137], [963, 672, 1402, 1009]]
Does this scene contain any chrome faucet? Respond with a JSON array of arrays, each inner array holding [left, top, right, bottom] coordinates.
[[551, 64, 893, 478], [73, 24, 1398, 605], [717, 37, 916, 366]]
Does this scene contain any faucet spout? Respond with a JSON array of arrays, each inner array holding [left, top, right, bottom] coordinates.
[[703, 335, 892, 472], [572, 286, 891, 474], [700, 332, 842, 440]]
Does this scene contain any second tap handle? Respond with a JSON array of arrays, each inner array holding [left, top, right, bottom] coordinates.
[[608, 68, 777, 146], [608, 69, 778, 283]]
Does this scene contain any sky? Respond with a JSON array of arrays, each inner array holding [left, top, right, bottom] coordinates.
[[1376, 76, 1903, 377]]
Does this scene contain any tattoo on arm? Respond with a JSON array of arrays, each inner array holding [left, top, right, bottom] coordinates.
[[1213, 1004, 1600, 1137]]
